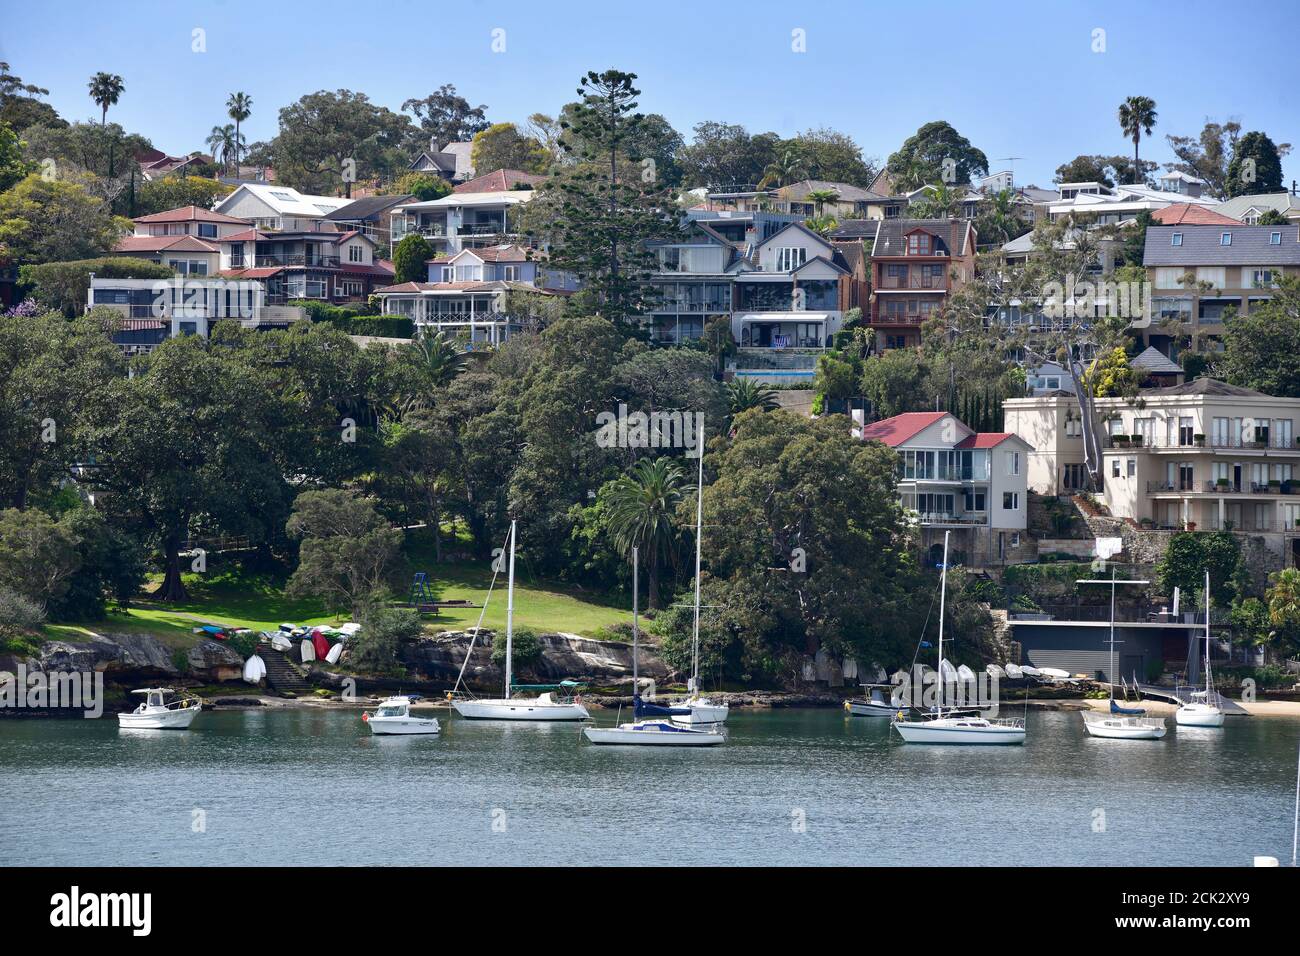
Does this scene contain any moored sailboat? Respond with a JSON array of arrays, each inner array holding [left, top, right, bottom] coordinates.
[[892, 532, 1026, 745], [1078, 567, 1167, 740], [451, 520, 590, 722], [1175, 569, 1225, 728]]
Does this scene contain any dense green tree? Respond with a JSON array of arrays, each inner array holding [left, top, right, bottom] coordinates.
[[726, 377, 779, 417], [401, 84, 490, 149], [391, 233, 433, 284], [1226, 131, 1285, 197], [264, 90, 412, 195], [284, 489, 403, 616], [1256, 208, 1290, 226], [860, 348, 928, 418], [1264, 568, 1300, 658], [470, 122, 550, 174], [18, 257, 171, 316], [0, 508, 81, 611], [387, 171, 452, 201], [788, 127, 877, 187], [886, 121, 988, 187], [0, 122, 34, 191], [603, 457, 689, 609], [133, 176, 232, 217], [1215, 276, 1300, 395], [1157, 532, 1243, 607], [0, 62, 63, 132], [679, 121, 780, 189]]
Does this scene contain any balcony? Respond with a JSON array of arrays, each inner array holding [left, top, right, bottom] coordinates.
[[877, 275, 949, 291], [255, 254, 341, 268], [1107, 434, 1300, 452], [910, 511, 989, 527]]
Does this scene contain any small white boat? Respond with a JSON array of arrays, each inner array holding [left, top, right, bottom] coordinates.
[[453, 692, 589, 721], [1082, 711, 1168, 739], [893, 533, 1026, 746], [242, 654, 266, 684], [670, 696, 729, 726], [1176, 571, 1225, 728], [118, 688, 202, 730], [364, 695, 440, 735], [300, 638, 315, 662], [325, 642, 344, 665], [584, 719, 725, 746], [1004, 663, 1024, 679], [845, 685, 903, 717], [1038, 667, 1072, 681], [985, 664, 1005, 680]]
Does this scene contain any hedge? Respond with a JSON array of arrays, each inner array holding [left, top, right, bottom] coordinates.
[[287, 299, 413, 339], [19, 257, 176, 317]]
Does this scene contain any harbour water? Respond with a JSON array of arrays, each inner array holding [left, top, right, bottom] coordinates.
[[1, 707, 1296, 866]]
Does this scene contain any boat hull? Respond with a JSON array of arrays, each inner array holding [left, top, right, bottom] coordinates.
[[118, 705, 201, 730], [583, 722, 724, 746], [669, 700, 729, 725], [452, 699, 590, 721], [893, 720, 1025, 745], [1174, 704, 1224, 727], [1082, 714, 1167, 739], [367, 716, 441, 735], [845, 700, 900, 718]]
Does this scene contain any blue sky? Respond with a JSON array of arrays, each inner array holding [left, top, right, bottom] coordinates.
[[3, 0, 1298, 189]]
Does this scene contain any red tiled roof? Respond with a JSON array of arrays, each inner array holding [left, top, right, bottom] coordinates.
[[453, 169, 545, 194], [133, 205, 249, 225], [860, 411, 949, 446], [956, 432, 1015, 449], [1151, 204, 1240, 226], [220, 228, 268, 243], [115, 235, 221, 254], [338, 261, 394, 277], [218, 267, 284, 279]]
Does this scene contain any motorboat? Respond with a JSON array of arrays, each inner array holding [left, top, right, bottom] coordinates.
[[118, 688, 202, 730], [845, 684, 903, 717], [1176, 571, 1225, 728], [449, 520, 590, 722], [363, 695, 440, 735], [893, 533, 1026, 746]]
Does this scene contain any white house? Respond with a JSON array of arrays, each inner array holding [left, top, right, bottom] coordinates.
[[213, 183, 352, 233], [861, 411, 1032, 567]]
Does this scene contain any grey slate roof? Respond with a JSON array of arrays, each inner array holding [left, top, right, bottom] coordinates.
[[1143, 224, 1300, 266], [829, 219, 876, 239], [871, 218, 974, 257], [1140, 378, 1265, 397], [1213, 192, 1300, 221], [1131, 346, 1183, 375], [326, 195, 414, 222]]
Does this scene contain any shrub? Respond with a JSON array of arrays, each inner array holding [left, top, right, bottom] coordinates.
[[19, 257, 175, 316], [351, 605, 422, 672], [0, 584, 46, 645], [491, 627, 542, 668]]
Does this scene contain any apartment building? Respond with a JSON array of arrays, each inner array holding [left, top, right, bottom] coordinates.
[[862, 411, 1031, 567], [1141, 223, 1300, 354], [1004, 379, 1300, 553]]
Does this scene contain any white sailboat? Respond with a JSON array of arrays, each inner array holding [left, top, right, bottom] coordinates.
[[1176, 569, 1225, 728], [451, 520, 591, 722], [583, 547, 725, 746], [893, 532, 1026, 745], [672, 438, 729, 727], [1078, 568, 1167, 740], [118, 688, 202, 730]]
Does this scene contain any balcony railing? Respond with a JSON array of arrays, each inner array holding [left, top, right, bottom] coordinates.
[[652, 301, 731, 313], [911, 512, 989, 526], [1107, 434, 1300, 451], [878, 275, 948, 290], [255, 255, 340, 268]]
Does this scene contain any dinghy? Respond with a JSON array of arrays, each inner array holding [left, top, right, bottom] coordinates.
[[1004, 663, 1024, 679], [242, 654, 266, 684], [845, 684, 903, 717], [300, 638, 315, 662], [325, 642, 343, 665]]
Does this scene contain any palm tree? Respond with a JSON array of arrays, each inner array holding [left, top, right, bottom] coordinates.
[[909, 182, 961, 219], [604, 457, 689, 609], [1117, 95, 1158, 184], [805, 188, 840, 218], [889, 156, 930, 193], [726, 378, 780, 418], [759, 147, 806, 189], [412, 330, 470, 389], [88, 72, 124, 124], [227, 92, 253, 166], [205, 125, 241, 173], [977, 188, 1027, 245]]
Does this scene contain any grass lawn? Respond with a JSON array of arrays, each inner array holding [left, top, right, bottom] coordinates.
[[54, 557, 631, 642]]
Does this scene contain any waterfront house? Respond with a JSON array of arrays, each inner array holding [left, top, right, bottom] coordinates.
[[213, 183, 352, 233], [868, 218, 977, 351], [216, 227, 393, 305], [1004, 379, 1300, 557], [388, 173, 536, 257], [324, 194, 414, 249], [373, 243, 575, 346], [87, 275, 304, 353], [1047, 181, 1217, 225], [861, 410, 1032, 567], [112, 205, 251, 276], [1141, 223, 1300, 355]]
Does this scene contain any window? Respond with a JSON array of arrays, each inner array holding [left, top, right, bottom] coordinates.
[[1178, 417, 1195, 446], [773, 247, 807, 271], [1111, 459, 1121, 478], [1002, 492, 1020, 510], [197, 222, 218, 239], [440, 266, 453, 282], [1220, 232, 1232, 246], [1154, 268, 1186, 290], [348, 245, 364, 263], [1271, 231, 1282, 245], [1063, 463, 1086, 490], [963, 490, 986, 512], [906, 232, 932, 255], [1195, 267, 1226, 289], [1178, 462, 1195, 491], [1006, 451, 1020, 476], [1171, 232, 1183, 246], [1248, 268, 1276, 289], [502, 265, 520, 281], [1127, 458, 1136, 478]]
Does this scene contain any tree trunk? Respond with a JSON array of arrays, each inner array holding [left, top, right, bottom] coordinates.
[[155, 535, 190, 603], [1133, 138, 1140, 184]]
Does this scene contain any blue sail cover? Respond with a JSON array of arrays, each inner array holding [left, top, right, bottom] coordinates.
[[1110, 699, 1146, 715], [633, 695, 692, 717]]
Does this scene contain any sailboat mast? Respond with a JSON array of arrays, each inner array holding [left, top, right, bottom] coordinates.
[[938, 530, 949, 709], [504, 520, 516, 699], [632, 545, 639, 692], [691, 433, 704, 692], [1204, 568, 1212, 693], [1109, 566, 1117, 697]]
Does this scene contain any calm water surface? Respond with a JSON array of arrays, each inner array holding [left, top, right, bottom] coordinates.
[[1, 707, 1296, 866]]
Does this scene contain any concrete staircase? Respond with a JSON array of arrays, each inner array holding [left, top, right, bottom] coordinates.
[[262, 648, 309, 695]]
